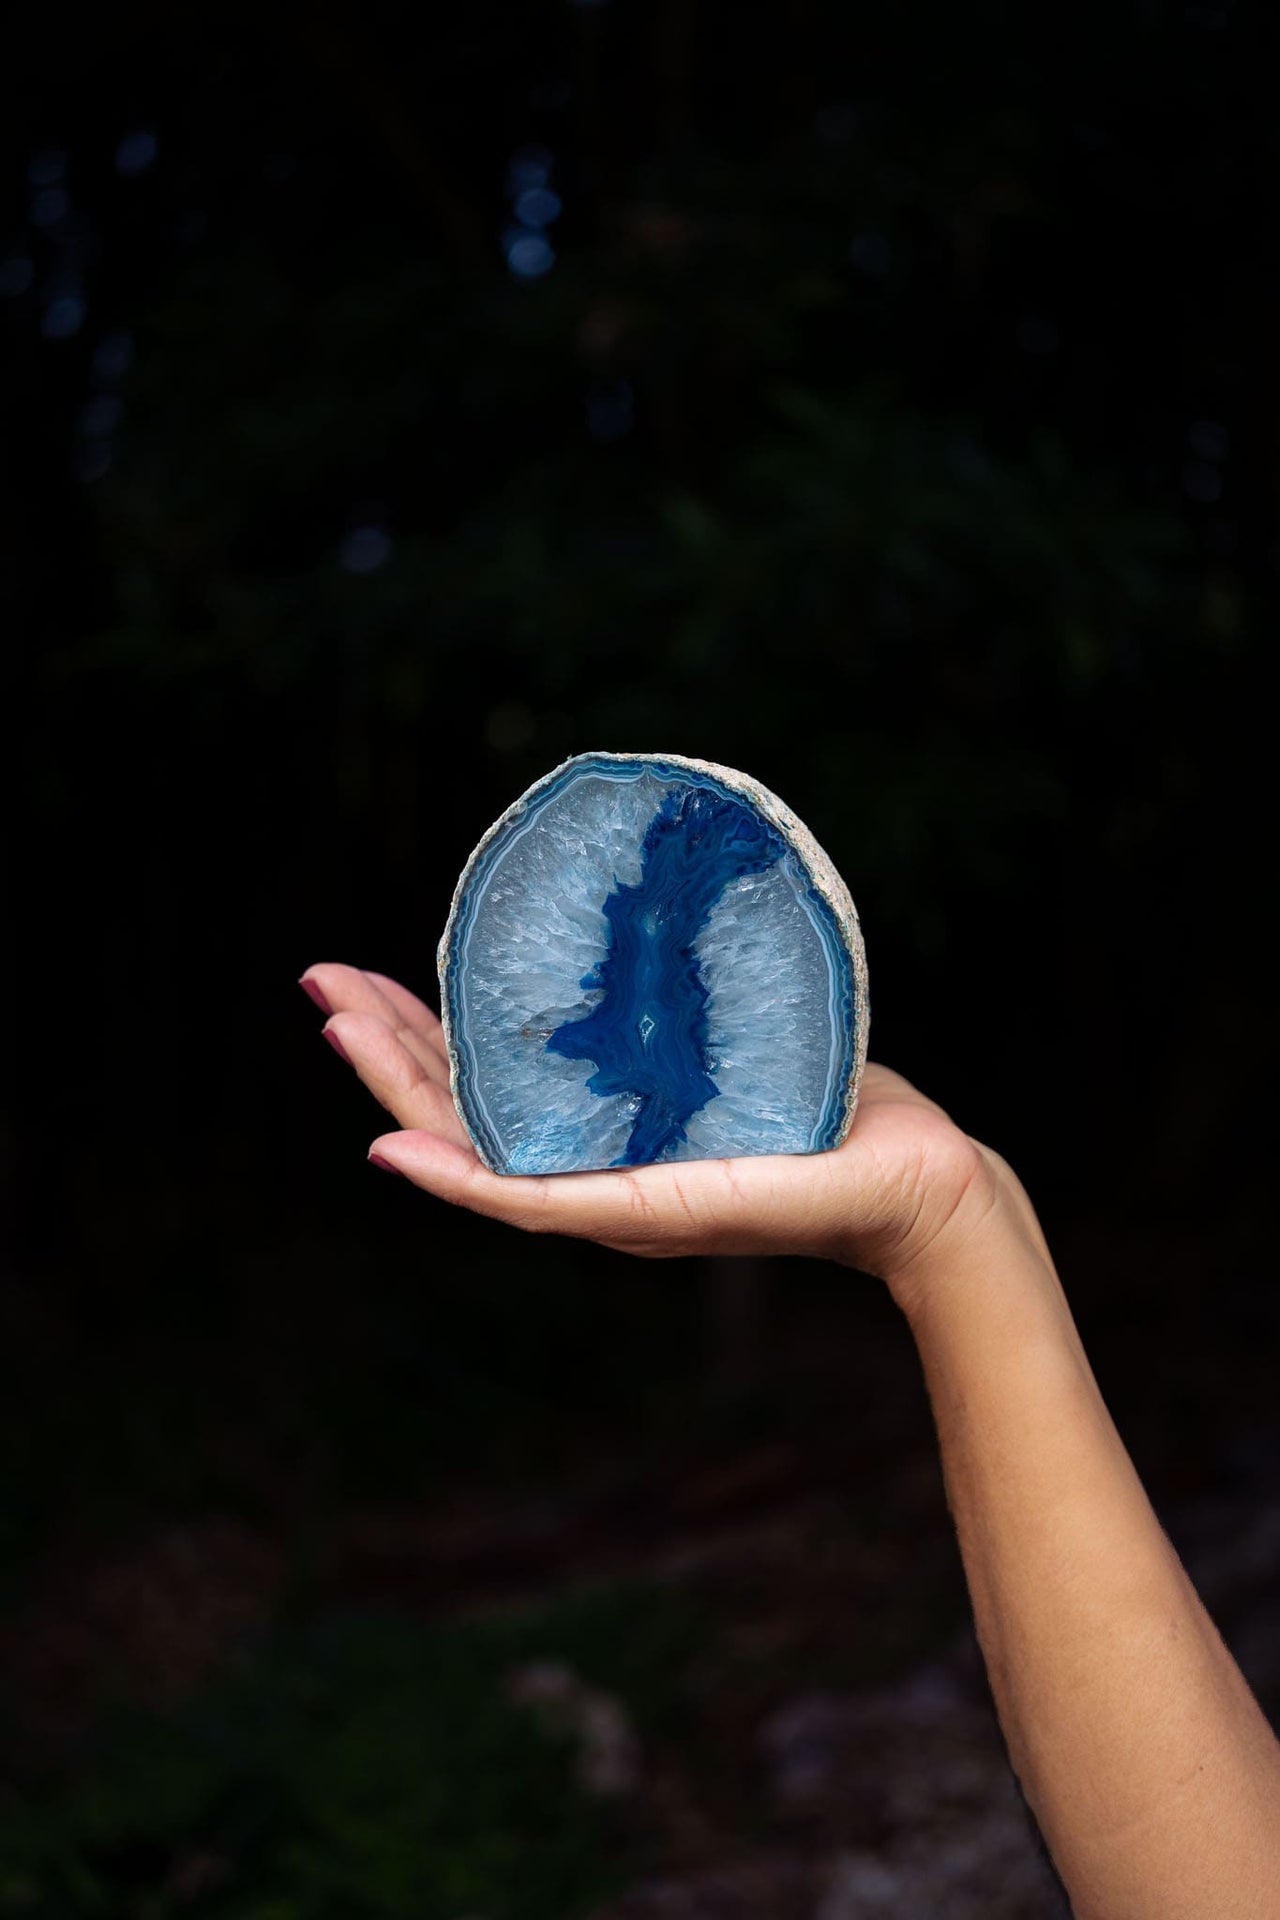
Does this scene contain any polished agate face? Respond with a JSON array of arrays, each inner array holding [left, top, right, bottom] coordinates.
[[439, 753, 867, 1175]]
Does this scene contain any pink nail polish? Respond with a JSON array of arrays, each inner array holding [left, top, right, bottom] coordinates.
[[323, 1026, 352, 1065], [300, 976, 332, 1015], [368, 1153, 403, 1177]]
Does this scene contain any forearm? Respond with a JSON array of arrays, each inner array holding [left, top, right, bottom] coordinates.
[[890, 1167, 1280, 1919]]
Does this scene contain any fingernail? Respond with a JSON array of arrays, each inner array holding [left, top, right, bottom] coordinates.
[[323, 1026, 352, 1065], [300, 976, 332, 1015], [368, 1152, 403, 1177]]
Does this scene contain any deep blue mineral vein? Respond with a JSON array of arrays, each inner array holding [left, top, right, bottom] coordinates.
[[546, 786, 783, 1165]]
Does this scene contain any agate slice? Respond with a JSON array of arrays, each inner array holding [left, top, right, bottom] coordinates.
[[438, 752, 868, 1175]]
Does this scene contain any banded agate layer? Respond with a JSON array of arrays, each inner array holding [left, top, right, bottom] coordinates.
[[439, 753, 867, 1175]]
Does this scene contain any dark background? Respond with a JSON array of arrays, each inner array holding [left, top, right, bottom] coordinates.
[[3, 3, 1277, 1914]]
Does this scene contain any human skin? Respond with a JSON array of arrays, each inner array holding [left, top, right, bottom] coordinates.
[[302, 961, 1280, 1918]]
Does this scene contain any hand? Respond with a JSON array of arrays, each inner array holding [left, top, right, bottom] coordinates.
[[300, 963, 1010, 1297]]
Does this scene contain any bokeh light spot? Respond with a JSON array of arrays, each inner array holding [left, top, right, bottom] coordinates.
[[30, 187, 69, 228], [514, 186, 562, 228], [28, 147, 66, 188], [116, 130, 159, 176], [93, 331, 134, 382], [1016, 315, 1059, 355], [1182, 460, 1222, 504], [0, 256, 35, 297], [815, 103, 858, 143], [1188, 419, 1229, 462], [586, 382, 634, 442], [339, 526, 392, 573], [849, 232, 889, 277], [505, 232, 555, 279], [507, 145, 553, 194], [42, 294, 86, 340], [81, 396, 124, 437], [947, 435, 994, 486], [74, 442, 112, 484]]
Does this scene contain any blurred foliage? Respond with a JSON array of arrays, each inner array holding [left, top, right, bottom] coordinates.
[[0, 1585, 702, 1918], [7, 0, 1270, 1106], [0, 1214, 713, 1575], [56, 91, 1222, 904]]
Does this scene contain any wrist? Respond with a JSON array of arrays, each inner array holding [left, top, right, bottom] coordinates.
[[879, 1143, 1050, 1326]]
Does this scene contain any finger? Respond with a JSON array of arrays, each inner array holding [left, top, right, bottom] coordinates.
[[361, 970, 449, 1064], [325, 1012, 469, 1148], [367, 1129, 691, 1252], [302, 962, 397, 1022], [366, 1130, 834, 1258], [302, 963, 449, 1088]]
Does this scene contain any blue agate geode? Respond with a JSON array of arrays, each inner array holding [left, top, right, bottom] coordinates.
[[438, 752, 868, 1175]]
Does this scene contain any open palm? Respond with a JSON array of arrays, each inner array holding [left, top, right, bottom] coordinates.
[[301, 962, 999, 1283]]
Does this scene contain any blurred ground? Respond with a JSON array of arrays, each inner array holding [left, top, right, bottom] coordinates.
[[2, 1214, 1276, 1916]]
